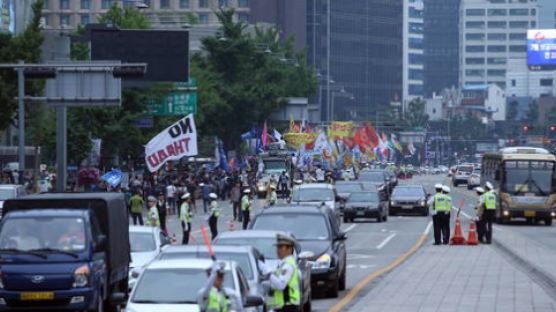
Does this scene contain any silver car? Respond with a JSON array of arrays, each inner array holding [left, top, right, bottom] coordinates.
[[128, 225, 170, 290]]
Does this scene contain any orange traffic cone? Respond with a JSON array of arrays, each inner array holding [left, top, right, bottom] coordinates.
[[171, 233, 177, 245], [450, 215, 467, 245], [229, 220, 235, 232], [467, 219, 478, 245]]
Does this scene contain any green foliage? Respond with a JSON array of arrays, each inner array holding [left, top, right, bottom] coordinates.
[[98, 3, 151, 29], [523, 100, 539, 125], [70, 25, 89, 61], [402, 98, 429, 129]]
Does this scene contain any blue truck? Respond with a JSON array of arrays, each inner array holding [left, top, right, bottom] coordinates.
[[0, 193, 130, 311]]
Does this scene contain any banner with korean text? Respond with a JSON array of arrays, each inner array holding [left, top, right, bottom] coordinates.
[[145, 114, 198, 172], [329, 121, 354, 138]]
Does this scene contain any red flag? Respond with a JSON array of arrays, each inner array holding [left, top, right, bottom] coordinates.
[[306, 122, 311, 133], [359, 125, 371, 147], [342, 137, 355, 149], [353, 129, 361, 146], [368, 122, 379, 147]]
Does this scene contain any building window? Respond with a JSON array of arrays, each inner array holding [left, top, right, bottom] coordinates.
[[43, 14, 49, 25], [198, 13, 208, 23], [487, 69, 505, 77], [81, 15, 90, 25], [509, 33, 525, 41], [60, 0, 69, 9], [487, 45, 506, 52], [487, 33, 506, 41], [509, 8, 528, 16], [160, 0, 170, 8], [466, 45, 485, 52], [409, 53, 423, 64], [409, 7, 423, 18], [409, 37, 423, 49], [180, 0, 190, 8], [409, 22, 423, 34], [219, 0, 227, 7], [540, 79, 553, 86], [44, 0, 49, 9], [60, 14, 70, 26], [199, 0, 208, 8], [512, 79, 516, 87], [509, 45, 526, 52], [531, 21, 536, 28], [81, 0, 90, 9], [488, 9, 507, 16], [409, 84, 424, 95], [466, 69, 484, 77], [466, 33, 485, 41], [466, 21, 484, 29], [239, 0, 249, 7], [238, 13, 249, 22], [465, 57, 485, 65], [487, 57, 506, 64], [488, 21, 506, 29], [509, 21, 528, 29], [466, 9, 485, 16], [102, 0, 111, 9], [409, 69, 424, 80]]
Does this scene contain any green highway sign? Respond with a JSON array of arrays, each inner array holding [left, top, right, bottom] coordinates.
[[145, 79, 197, 116]]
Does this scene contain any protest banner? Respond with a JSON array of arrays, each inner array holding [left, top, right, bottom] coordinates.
[[329, 121, 354, 138], [145, 114, 198, 172], [283, 132, 320, 149]]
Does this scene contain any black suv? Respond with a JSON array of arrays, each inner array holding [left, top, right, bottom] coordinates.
[[250, 205, 347, 298]]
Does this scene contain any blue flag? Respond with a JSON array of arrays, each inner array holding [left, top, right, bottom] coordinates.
[[241, 126, 257, 140], [101, 169, 122, 188], [218, 139, 231, 172]]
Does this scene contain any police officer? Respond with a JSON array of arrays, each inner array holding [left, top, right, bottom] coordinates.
[[208, 193, 219, 240], [269, 185, 278, 206], [427, 184, 448, 245], [440, 185, 452, 244], [482, 182, 496, 244], [258, 234, 300, 312], [146, 196, 160, 227], [241, 189, 252, 230], [180, 193, 193, 245], [474, 187, 486, 243], [198, 262, 243, 312], [156, 191, 169, 234]]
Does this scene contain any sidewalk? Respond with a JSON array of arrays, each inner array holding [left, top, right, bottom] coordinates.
[[349, 244, 556, 312]]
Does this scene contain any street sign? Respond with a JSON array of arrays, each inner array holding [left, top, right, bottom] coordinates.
[[145, 79, 197, 116], [136, 118, 154, 128]]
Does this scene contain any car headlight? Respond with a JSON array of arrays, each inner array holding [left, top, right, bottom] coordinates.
[[313, 254, 331, 269], [72, 265, 90, 288], [420, 201, 425, 206], [390, 201, 397, 206]]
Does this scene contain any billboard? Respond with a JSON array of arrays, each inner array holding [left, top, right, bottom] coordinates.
[[527, 29, 556, 70], [0, 0, 15, 33]]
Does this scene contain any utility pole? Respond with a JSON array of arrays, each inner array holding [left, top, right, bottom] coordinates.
[[326, 0, 331, 122], [17, 61, 25, 177]]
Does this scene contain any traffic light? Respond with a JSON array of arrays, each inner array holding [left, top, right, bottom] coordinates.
[[522, 125, 530, 132], [550, 125, 556, 132], [509, 139, 516, 144]]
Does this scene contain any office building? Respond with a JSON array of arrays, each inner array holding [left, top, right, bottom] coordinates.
[[423, 0, 460, 97], [538, 0, 556, 29], [506, 58, 556, 98], [41, 0, 250, 30], [307, 0, 403, 121], [403, 0, 424, 103], [460, 0, 538, 89]]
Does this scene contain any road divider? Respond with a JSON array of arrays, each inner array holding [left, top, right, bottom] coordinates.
[[328, 221, 432, 312]]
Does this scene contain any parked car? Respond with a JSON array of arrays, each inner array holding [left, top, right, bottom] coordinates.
[[467, 168, 481, 190], [343, 191, 388, 223], [0, 184, 26, 216], [452, 164, 474, 186], [213, 230, 312, 312], [292, 183, 338, 212], [126, 259, 264, 312], [128, 226, 170, 291], [250, 206, 347, 298], [389, 185, 430, 216]]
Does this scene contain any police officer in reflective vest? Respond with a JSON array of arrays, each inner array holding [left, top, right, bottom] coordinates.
[[474, 187, 486, 243], [198, 262, 242, 312], [428, 184, 450, 245], [180, 193, 193, 245], [146, 196, 160, 227], [208, 193, 219, 240], [269, 185, 278, 206], [241, 189, 252, 230], [259, 234, 300, 312], [440, 185, 452, 244], [482, 182, 496, 244]]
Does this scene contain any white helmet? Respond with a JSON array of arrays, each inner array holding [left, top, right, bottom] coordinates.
[[181, 193, 191, 199], [209, 193, 218, 199], [475, 187, 485, 194], [442, 185, 450, 193], [485, 182, 493, 190], [434, 184, 443, 191]]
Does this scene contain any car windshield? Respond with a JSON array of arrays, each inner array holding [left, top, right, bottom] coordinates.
[[132, 268, 233, 304], [458, 166, 473, 173], [359, 173, 384, 182], [335, 184, 362, 193], [252, 214, 330, 240], [503, 160, 554, 196], [292, 188, 334, 201], [347, 192, 379, 203], [129, 232, 156, 252], [0, 189, 14, 200], [0, 217, 86, 252], [263, 160, 286, 171], [215, 237, 278, 259], [392, 187, 424, 197], [159, 252, 254, 280], [360, 183, 380, 191]]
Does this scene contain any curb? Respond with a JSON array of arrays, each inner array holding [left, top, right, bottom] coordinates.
[[492, 238, 556, 298]]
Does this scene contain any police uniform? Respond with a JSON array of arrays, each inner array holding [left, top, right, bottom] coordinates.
[[198, 262, 242, 312], [147, 196, 160, 227], [241, 190, 251, 230], [429, 185, 450, 245], [474, 188, 486, 243], [269, 186, 278, 206], [208, 193, 219, 240], [268, 235, 300, 312], [180, 193, 192, 245], [483, 186, 496, 244]]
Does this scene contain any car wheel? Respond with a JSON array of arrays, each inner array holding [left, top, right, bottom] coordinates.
[[453, 181, 458, 187], [423, 207, 429, 216], [545, 218, 553, 226], [382, 214, 388, 222], [326, 276, 339, 298], [467, 184, 472, 190], [339, 267, 346, 291]]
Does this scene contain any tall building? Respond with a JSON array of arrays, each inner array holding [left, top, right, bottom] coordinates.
[[538, 0, 556, 29], [403, 0, 424, 103], [459, 0, 538, 89], [423, 0, 460, 97], [41, 0, 250, 30], [307, 0, 403, 121]]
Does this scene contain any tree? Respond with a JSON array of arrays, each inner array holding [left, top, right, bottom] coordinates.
[[402, 98, 429, 129], [524, 100, 539, 125], [98, 3, 151, 29], [507, 100, 519, 121]]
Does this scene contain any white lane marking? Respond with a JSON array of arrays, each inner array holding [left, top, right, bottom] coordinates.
[[493, 226, 503, 232], [346, 264, 377, 270], [376, 233, 397, 249], [343, 224, 357, 233], [452, 206, 472, 219], [424, 220, 433, 235]]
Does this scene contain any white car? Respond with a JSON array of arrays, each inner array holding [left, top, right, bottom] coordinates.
[[125, 259, 263, 312], [128, 226, 170, 290], [467, 168, 481, 190], [0, 184, 26, 216], [292, 183, 338, 212]]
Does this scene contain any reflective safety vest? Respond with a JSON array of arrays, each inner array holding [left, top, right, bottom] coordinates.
[[204, 287, 230, 312], [485, 191, 496, 210], [147, 206, 160, 227], [433, 194, 450, 211], [270, 191, 278, 205], [270, 257, 300, 309], [241, 195, 251, 211], [180, 202, 191, 222], [446, 195, 452, 208], [210, 201, 220, 217]]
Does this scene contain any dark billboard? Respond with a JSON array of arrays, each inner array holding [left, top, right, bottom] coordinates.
[[91, 28, 189, 83]]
